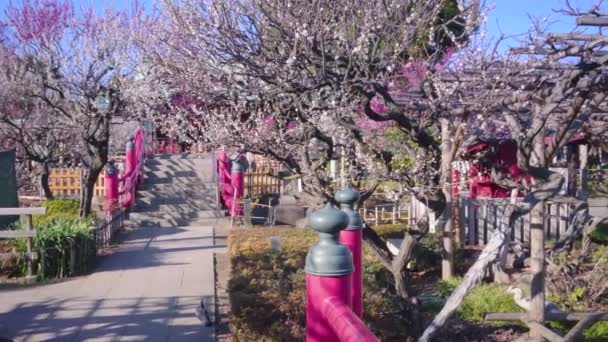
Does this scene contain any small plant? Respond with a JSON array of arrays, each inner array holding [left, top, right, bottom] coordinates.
[[34, 217, 96, 279], [437, 277, 524, 326], [33, 199, 81, 227], [590, 224, 608, 243], [547, 294, 608, 341]]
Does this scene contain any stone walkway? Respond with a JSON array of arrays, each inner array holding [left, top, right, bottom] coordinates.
[[0, 224, 225, 342]]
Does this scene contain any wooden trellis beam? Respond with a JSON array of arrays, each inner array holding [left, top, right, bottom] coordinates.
[[577, 16, 608, 27], [485, 311, 608, 341]]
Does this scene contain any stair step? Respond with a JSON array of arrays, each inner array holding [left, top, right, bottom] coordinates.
[[129, 210, 220, 220], [143, 164, 203, 172], [125, 217, 222, 228], [139, 182, 217, 191], [143, 170, 201, 178], [153, 153, 211, 160], [136, 190, 217, 200], [133, 203, 218, 212], [145, 158, 213, 167], [142, 176, 214, 185]]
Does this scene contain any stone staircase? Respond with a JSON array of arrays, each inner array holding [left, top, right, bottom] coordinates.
[[126, 153, 223, 228]]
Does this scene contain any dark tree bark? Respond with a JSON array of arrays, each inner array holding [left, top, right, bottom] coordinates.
[[80, 150, 107, 217], [39, 161, 54, 200], [79, 114, 110, 217]]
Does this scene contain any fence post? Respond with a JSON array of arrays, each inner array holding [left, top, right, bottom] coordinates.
[[230, 158, 244, 217], [336, 187, 364, 318], [20, 214, 34, 277], [104, 162, 119, 215], [305, 203, 353, 342]]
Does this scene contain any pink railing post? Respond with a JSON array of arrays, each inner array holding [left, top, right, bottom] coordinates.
[[217, 150, 233, 210], [104, 161, 119, 215], [125, 137, 136, 180], [230, 158, 244, 217], [336, 188, 364, 317], [122, 138, 136, 209], [306, 203, 353, 342]]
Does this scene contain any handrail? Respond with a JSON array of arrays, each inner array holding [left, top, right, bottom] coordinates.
[[105, 126, 149, 212], [210, 151, 222, 217], [322, 297, 379, 342], [120, 128, 146, 208]]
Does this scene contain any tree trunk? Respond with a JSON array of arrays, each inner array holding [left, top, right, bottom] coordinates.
[[529, 133, 547, 341], [39, 161, 54, 200], [529, 201, 545, 341], [439, 204, 454, 280], [79, 146, 108, 217], [439, 119, 455, 279]]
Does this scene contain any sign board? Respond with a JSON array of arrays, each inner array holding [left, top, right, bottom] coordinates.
[[0, 150, 19, 227]]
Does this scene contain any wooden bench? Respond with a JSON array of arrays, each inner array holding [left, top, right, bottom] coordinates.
[[0, 207, 47, 277]]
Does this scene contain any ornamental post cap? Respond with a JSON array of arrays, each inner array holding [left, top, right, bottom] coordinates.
[[305, 203, 353, 276], [308, 203, 349, 234], [335, 187, 360, 206], [105, 160, 118, 174], [335, 187, 363, 230], [126, 136, 135, 150], [231, 158, 244, 173]]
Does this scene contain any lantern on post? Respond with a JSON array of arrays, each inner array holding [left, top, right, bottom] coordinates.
[[104, 161, 119, 215], [336, 187, 364, 317], [230, 158, 244, 217], [125, 137, 136, 177]]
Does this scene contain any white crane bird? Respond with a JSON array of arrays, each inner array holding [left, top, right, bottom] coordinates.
[[505, 286, 563, 313]]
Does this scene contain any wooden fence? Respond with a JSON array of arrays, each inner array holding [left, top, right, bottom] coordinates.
[[244, 171, 280, 197], [0, 207, 124, 282], [0, 207, 47, 280], [243, 158, 281, 197], [359, 203, 409, 225], [49, 158, 124, 199], [458, 195, 571, 246]]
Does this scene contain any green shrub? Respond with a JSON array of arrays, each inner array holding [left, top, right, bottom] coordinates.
[[371, 223, 408, 239], [546, 300, 608, 341], [591, 222, 608, 243], [437, 277, 524, 326], [591, 245, 608, 274], [34, 217, 96, 279], [583, 322, 608, 341], [33, 199, 80, 227], [10, 215, 96, 279]]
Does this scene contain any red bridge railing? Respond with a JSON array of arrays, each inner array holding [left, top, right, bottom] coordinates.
[[305, 190, 379, 342], [216, 150, 244, 217], [104, 126, 151, 214]]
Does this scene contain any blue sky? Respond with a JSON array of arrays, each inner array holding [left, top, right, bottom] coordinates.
[[0, 0, 153, 13], [486, 0, 603, 50], [0, 0, 604, 50]]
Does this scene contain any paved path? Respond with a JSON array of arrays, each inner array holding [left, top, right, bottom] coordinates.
[[0, 225, 225, 342]]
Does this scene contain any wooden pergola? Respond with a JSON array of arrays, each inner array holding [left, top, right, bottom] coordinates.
[[481, 14, 608, 342]]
